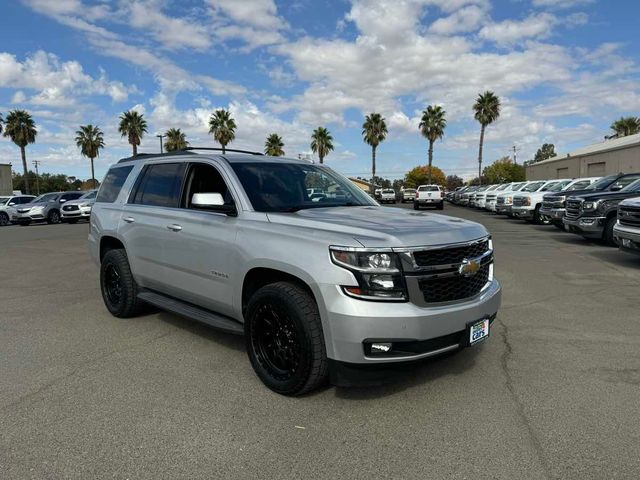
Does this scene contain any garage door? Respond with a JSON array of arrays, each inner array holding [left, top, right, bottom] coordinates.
[[556, 168, 568, 178], [587, 162, 606, 176]]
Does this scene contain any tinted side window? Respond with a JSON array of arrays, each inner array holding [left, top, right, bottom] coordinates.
[[611, 175, 640, 190], [62, 193, 82, 201], [97, 166, 134, 203], [133, 163, 186, 208], [183, 163, 233, 208]]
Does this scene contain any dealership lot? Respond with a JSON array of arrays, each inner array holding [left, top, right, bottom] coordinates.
[[1, 205, 639, 479]]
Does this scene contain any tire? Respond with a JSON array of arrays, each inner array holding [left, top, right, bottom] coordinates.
[[47, 210, 60, 224], [603, 216, 618, 247], [413, 202, 420, 210], [0, 212, 9, 226], [245, 281, 328, 396], [533, 206, 550, 225], [100, 249, 143, 318]]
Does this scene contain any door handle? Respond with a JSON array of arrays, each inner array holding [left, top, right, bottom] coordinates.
[[123, 216, 135, 223], [167, 224, 182, 232]]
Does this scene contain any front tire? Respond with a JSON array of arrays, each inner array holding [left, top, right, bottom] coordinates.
[[0, 212, 9, 226], [245, 282, 328, 396], [47, 210, 60, 224], [603, 216, 618, 246], [100, 249, 143, 318]]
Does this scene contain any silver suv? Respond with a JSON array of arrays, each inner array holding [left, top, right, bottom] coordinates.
[[0, 195, 35, 226], [13, 191, 85, 225], [89, 150, 501, 395]]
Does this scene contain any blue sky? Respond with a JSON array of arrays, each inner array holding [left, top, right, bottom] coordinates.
[[0, 0, 639, 182]]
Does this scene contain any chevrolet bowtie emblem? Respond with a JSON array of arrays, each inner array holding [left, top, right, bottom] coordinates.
[[459, 258, 481, 277]]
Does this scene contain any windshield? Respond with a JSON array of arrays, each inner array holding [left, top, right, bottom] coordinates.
[[621, 179, 640, 192], [495, 184, 509, 191], [81, 190, 98, 200], [544, 181, 571, 192], [585, 174, 619, 191], [31, 193, 58, 203], [404, 189, 416, 194], [418, 186, 440, 192], [231, 162, 376, 212], [509, 183, 526, 191], [0, 197, 9, 205], [382, 189, 394, 194], [522, 182, 545, 192]]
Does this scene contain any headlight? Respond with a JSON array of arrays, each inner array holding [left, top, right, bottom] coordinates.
[[506, 196, 512, 203], [80, 203, 91, 208], [31, 206, 43, 212], [583, 201, 599, 210], [522, 198, 531, 206], [330, 247, 407, 301]]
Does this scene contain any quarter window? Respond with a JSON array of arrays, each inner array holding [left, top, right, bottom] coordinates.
[[97, 165, 134, 203]]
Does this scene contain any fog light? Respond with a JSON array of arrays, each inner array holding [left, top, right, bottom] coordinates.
[[371, 343, 392, 353]]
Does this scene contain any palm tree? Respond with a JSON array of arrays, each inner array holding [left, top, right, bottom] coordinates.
[[118, 110, 147, 156], [310, 127, 334, 164], [473, 91, 501, 186], [164, 128, 189, 152], [264, 133, 285, 156], [75, 124, 105, 188], [3, 110, 37, 194], [0, 112, 3, 135], [208, 109, 236, 153], [362, 113, 388, 193], [610, 116, 640, 138], [419, 105, 447, 185]]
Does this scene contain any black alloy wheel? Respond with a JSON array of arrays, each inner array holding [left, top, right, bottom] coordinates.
[[48, 210, 60, 224], [0, 212, 9, 226]]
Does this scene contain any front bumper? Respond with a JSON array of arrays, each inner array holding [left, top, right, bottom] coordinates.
[[12, 210, 45, 222], [485, 200, 497, 212], [495, 204, 512, 215], [511, 206, 534, 219], [539, 207, 565, 221], [319, 278, 501, 365], [613, 223, 640, 254], [61, 206, 92, 219], [562, 216, 605, 238], [475, 199, 486, 209]]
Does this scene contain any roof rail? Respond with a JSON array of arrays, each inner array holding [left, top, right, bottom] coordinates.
[[117, 151, 196, 163], [179, 147, 264, 156]]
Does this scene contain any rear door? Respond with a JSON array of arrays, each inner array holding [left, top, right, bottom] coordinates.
[[118, 162, 187, 292]]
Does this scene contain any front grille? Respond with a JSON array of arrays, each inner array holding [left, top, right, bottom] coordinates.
[[413, 240, 489, 267], [485, 195, 497, 201], [565, 199, 582, 219], [542, 195, 565, 209], [513, 197, 526, 207], [619, 205, 640, 227], [496, 197, 505, 205], [418, 264, 490, 303], [63, 205, 79, 211]]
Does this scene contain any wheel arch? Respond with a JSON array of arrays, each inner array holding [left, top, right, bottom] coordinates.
[[100, 235, 126, 262]]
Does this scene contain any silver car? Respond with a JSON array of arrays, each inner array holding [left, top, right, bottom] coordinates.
[[0, 195, 35, 226], [61, 190, 97, 223], [89, 150, 501, 395], [13, 191, 85, 225]]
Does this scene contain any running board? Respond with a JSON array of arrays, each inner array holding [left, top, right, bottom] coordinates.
[[138, 290, 244, 335]]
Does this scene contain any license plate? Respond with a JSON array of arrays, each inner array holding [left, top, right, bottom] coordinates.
[[469, 319, 489, 345]]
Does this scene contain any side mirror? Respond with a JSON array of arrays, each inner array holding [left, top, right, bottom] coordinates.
[[59, 198, 67, 203], [610, 184, 623, 191], [191, 193, 237, 216], [8, 202, 15, 206]]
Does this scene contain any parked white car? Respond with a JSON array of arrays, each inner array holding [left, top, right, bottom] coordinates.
[[0, 194, 36, 226], [379, 188, 396, 204], [511, 180, 571, 224], [495, 182, 533, 216], [485, 183, 516, 212], [474, 184, 500, 209]]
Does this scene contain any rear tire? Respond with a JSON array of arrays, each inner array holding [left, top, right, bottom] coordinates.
[[0, 212, 9, 226], [245, 282, 328, 396], [603, 216, 618, 247], [100, 249, 143, 318]]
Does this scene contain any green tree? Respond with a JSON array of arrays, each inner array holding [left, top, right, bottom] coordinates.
[[533, 143, 556, 163], [310, 126, 334, 164], [75, 124, 105, 188], [371, 175, 392, 188], [264, 133, 285, 156], [362, 113, 388, 193], [446, 175, 464, 191], [419, 105, 447, 185], [3, 109, 37, 194], [208, 109, 236, 153], [405, 165, 446, 188], [164, 128, 189, 152], [473, 91, 501, 186], [610, 116, 640, 138], [482, 156, 525, 184], [118, 110, 147, 156]]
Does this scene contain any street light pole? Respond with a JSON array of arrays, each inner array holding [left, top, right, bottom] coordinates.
[[33, 160, 41, 195], [156, 134, 165, 153]]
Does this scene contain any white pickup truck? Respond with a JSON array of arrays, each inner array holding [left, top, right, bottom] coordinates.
[[379, 188, 397, 204], [414, 185, 444, 210], [511, 179, 571, 224]]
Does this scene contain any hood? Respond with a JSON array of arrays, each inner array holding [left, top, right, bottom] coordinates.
[[619, 197, 640, 207], [63, 198, 94, 206], [267, 206, 488, 248], [568, 190, 640, 202]]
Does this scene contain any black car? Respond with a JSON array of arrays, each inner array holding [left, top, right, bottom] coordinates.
[[563, 178, 640, 245], [540, 173, 640, 229]]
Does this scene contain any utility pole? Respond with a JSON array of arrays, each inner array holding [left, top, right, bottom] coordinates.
[[33, 160, 41, 195], [512, 145, 520, 165], [156, 134, 165, 153]]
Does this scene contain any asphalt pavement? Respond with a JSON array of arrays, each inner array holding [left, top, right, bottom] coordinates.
[[1, 205, 639, 479]]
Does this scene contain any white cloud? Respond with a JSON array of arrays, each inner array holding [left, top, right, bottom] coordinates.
[[11, 91, 26, 104], [531, 0, 594, 9], [478, 13, 556, 45], [429, 5, 487, 35], [0, 50, 135, 105]]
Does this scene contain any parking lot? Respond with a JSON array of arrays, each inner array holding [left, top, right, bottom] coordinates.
[[2, 204, 639, 479]]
